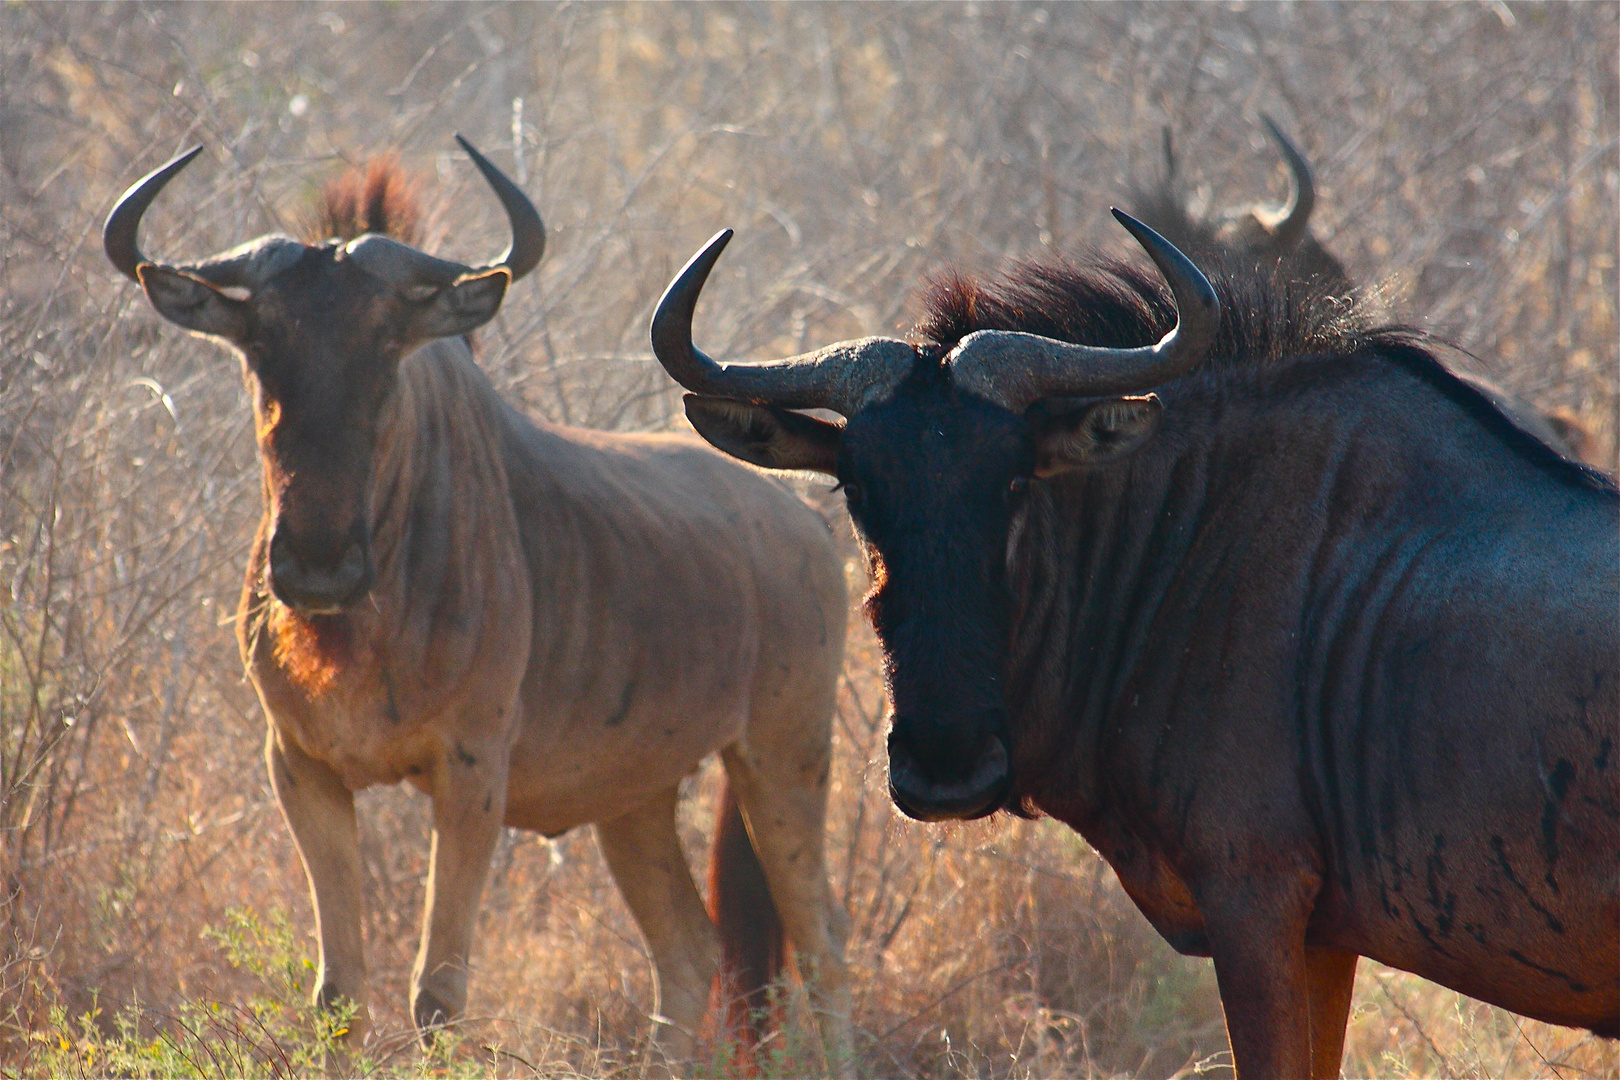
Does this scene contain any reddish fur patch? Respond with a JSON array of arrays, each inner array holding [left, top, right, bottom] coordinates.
[[304, 154, 422, 245], [269, 604, 352, 695]]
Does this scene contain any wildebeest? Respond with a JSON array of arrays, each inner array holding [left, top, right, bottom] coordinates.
[[1134, 116, 1604, 469], [104, 142, 854, 1070], [648, 218, 1619, 1077], [1130, 114, 1351, 294]]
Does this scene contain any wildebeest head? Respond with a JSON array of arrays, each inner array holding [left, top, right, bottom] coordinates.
[[651, 216, 1218, 821], [1132, 115, 1350, 294], [105, 138, 544, 614]]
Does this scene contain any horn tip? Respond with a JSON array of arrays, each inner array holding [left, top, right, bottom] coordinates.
[[104, 144, 207, 282], [1258, 113, 1299, 154], [1110, 206, 1143, 231], [1258, 115, 1309, 165], [1110, 207, 1218, 315], [454, 133, 489, 168], [454, 134, 500, 177]]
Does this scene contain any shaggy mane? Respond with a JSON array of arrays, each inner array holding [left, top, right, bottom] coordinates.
[[912, 254, 1615, 494], [303, 154, 423, 245], [913, 252, 1369, 370]]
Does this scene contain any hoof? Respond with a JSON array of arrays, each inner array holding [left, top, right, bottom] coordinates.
[[412, 987, 452, 1045], [313, 983, 368, 1043], [314, 981, 346, 1013]]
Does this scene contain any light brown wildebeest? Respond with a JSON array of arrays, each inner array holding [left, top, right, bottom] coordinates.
[[103, 141, 854, 1071], [647, 217, 1618, 1078]]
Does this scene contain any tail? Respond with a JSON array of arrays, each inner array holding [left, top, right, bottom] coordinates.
[[707, 777, 785, 1050]]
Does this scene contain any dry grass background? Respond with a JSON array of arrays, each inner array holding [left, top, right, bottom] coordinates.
[[1, 3, 1616, 1077]]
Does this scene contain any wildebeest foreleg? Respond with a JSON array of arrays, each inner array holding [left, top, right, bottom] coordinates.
[[410, 738, 509, 1041], [265, 727, 370, 1041], [1197, 873, 1319, 1079], [595, 787, 721, 1070], [1304, 947, 1358, 1079]]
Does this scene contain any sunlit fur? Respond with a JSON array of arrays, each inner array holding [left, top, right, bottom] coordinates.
[[302, 153, 423, 245], [266, 600, 350, 695]]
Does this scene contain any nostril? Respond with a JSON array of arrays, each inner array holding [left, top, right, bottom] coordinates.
[[268, 528, 299, 577], [890, 711, 1003, 770], [337, 541, 366, 580]]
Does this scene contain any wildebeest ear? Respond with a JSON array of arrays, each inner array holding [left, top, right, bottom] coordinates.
[[683, 395, 843, 475], [138, 265, 250, 339], [1032, 394, 1163, 477], [404, 268, 510, 341]]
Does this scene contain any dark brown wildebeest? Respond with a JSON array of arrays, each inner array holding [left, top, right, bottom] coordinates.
[[104, 142, 854, 1071], [1134, 117, 1605, 470], [1130, 114, 1351, 294], [648, 218, 1619, 1078]]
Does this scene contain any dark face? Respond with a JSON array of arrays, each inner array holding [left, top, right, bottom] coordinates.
[[239, 250, 413, 613], [683, 371, 1164, 822], [656, 212, 1205, 825], [139, 244, 507, 613], [841, 375, 1031, 820]]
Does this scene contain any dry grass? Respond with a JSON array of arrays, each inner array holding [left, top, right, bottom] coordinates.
[[2, 4, 1615, 1077]]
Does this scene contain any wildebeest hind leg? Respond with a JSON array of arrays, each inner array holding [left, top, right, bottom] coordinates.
[[1304, 947, 1358, 1079], [720, 742, 855, 1079], [595, 787, 721, 1071], [266, 727, 370, 1042]]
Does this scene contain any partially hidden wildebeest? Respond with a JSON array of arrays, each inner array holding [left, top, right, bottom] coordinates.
[[1130, 114, 1351, 294], [103, 142, 854, 1071], [1134, 116, 1604, 469], [647, 217, 1619, 1077]]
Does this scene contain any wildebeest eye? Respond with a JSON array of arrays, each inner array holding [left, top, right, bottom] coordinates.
[[1009, 477, 1029, 495], [835, 480, 863, 505]]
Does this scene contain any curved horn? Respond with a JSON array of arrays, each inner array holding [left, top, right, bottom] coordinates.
[[947, 209, 1219, 412], [650, 229, 915, 414], [104, 146, 204, 282], [455, 134, 545, 281], [347, 136, 546, 290], [1256, 114, 1316, 249]]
